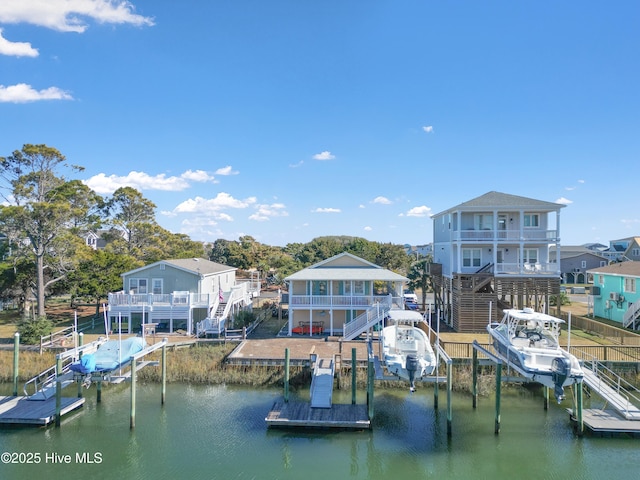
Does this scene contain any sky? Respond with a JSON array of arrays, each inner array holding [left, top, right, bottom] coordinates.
[[1, 1, 639, 248]]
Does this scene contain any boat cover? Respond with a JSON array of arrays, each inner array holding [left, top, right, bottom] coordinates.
[[70, 337, 147, 374]]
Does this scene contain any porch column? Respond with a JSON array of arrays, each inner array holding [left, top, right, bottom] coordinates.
[[556, 210, 562, 275]]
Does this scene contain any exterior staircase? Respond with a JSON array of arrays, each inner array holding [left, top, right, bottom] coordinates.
[[343, 301, 391, 341], [623, 299, 640, 329], [582, 359, 640, 420]]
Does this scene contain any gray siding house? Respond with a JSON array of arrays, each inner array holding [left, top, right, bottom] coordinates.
[[108, 258, 259, 335]]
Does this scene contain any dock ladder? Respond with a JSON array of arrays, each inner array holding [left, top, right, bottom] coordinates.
[[310, 357, 335, 408]]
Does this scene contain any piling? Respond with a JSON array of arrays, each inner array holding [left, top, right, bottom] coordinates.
[[130, 356, 137, 429], [77, 333, 84, 398], [351, 348, 356, 405], [13, 333, 19, 396], [161, 339, 167, 405], [495, 362, 502, 435], [472, 348, 478, 409], [284, 348, 290, 403]]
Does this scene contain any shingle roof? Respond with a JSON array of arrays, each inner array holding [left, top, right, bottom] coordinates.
[[124, 258, 235, 277], [587, 261, 640, 277], [433, 191, 565, 216], [285, 252, 407, 282]]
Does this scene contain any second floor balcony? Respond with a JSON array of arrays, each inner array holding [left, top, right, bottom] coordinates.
[[288, 294, 396, 309], [453, 229, 559, 243], [108, 291, 215, 309]]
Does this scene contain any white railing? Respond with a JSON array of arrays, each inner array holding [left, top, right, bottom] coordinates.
[[454, 229, 559, 242], [108, 292, 215, 308], [289, 294, 397, 308], [343, 301, 392, 341], [494, 262, 558, 275], [623, 299, 640, 329]]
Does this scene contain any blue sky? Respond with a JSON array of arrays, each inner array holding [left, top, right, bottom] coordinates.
[[1, 1, 639, 248]]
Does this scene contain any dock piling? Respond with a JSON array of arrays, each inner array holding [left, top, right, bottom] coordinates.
[[162, 339, 167, 405], [351, 348, 356, 405], [284, 348, 290, 403], [13, 332, 19, 396]]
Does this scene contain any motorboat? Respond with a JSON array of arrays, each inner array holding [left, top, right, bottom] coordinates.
[[382, 309, 437, 392], [487, 307, 583, 402]]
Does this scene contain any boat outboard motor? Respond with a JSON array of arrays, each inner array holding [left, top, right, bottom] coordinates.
[[551, 357, 570, 403], [406, 354, 419, 392]]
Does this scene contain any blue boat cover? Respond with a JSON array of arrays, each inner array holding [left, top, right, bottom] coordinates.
[[70, 337, 148, 374]]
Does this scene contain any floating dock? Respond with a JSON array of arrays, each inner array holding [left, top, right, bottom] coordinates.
[[265, 400, 370, 429], [0, 395, 84, 426]]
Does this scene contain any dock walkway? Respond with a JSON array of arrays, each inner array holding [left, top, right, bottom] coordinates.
[[309, 357, 334, 408]]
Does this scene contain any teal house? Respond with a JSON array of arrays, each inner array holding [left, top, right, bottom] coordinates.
[[587, 262, 640, 328]]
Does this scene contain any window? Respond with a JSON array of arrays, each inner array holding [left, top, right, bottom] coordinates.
[[129, 278, 147, 294], [524, 213, 540, 227], [581, 261, 587, 268], [462, 249, 481, 267], [312, 281, 328, 295], [523, 249, 538, 264], [624, 277, 636, 294], [152, 278, 163, 295], [598, 274, 604, 285], [353, 281, 365, 295], [633, 248, 640, 257], [474, 214, 493, 230]]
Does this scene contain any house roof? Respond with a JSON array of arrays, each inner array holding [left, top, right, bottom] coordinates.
[[587, 261, 640, 277], [123, 258, 236, 277], [433, 191, 565, 217], [549, 246, 606, 261], [285, 252, 408, 282]]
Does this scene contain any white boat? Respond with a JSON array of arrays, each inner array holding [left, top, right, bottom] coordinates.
[[487, 307, 583, 402], [382, 309, 437, 392]]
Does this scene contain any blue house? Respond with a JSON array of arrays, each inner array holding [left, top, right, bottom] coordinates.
[[587, 262, 640, 328]]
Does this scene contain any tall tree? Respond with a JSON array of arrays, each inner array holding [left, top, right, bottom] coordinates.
[[0, 144, 93, 317], [103, 186, 157, 258]]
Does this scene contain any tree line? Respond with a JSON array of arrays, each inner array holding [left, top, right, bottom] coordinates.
[[0, 144, 431, 320]]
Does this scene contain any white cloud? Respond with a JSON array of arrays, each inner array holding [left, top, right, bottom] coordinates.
[[172, 193, 256, 216], [312, 207, 341, 213], [83, 169, 217, 194], [0, 0, 154, 33], [0, 28, 38, 56], [249, 203, 289, 222], [372, 196, 392, 205], [312, 151, 335, 161], [289, 160, 304, 168], [214, 165, 238, 176], [578, 179, 585, 184], [364, 226, 372, 231], [406, 205, 432, 217], [555, 197, 572, 205], [0, 83, 72, 102], [422, 125, 434, 133], [181, 169, 217, 182]]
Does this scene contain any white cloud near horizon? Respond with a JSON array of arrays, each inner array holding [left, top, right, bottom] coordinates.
[[0, 83, 72, 102], [555, 197, 573, 205], [0, 0, 154, 33], [0, 28, 38, 56], [83, 169, 217, 194], [405, 205, 432, 217], [312, 207, 341, 213], [422, 125, 434, 133], [312, 151, 335, 161]]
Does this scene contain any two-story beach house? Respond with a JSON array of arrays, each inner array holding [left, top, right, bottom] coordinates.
[[107, 258, 260, 336], [284, 252, 408, 339], [431, 191, 564, 332], [587, 262, 640, 328]]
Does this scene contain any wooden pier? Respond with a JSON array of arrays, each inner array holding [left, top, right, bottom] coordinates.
[[265, 400, 370, 429], [0, 395, 84, 426]]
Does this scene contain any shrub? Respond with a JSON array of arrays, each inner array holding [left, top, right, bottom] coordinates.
[[18, 316, 53, 344]]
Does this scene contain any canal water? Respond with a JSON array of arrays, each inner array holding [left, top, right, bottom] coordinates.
[[0, 382, 637, 480]]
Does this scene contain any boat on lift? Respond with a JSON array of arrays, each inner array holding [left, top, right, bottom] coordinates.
[[487, 307, 583, 402], [382, 309, 437, 392]]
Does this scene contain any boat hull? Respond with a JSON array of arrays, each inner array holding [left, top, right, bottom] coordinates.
[[382, 323, 436, 391]]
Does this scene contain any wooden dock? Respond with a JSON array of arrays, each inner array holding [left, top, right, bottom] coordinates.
[[266, 400, 370, 429], [571, 408, 640, 436], [0, 395, 85, 426]]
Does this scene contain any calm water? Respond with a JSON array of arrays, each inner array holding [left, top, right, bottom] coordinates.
[[0, 382, 637, 480]]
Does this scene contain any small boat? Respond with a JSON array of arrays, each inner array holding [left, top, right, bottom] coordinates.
[[487, 308, 583, 402], [70, 337, 148, 374], [382, 309, 437, 392]]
